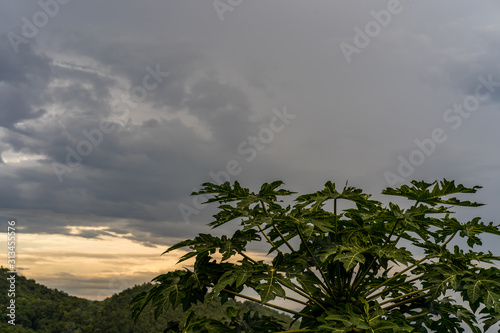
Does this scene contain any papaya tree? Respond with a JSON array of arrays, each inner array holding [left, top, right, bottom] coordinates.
[[131, 179, 500, 332]]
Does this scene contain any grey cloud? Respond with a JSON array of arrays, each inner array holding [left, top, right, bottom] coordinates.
[[0, 39, 52, 129], [183, 77, 255, 143], [0, 28, 263, 231], [50, 64, 116, 116], [1, 3, 500, 314]]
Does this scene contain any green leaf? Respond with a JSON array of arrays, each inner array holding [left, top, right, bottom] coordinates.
[[254, 268, 287, 303], [463, 270, 500, 309], [482, 310, 500, 332], [211, 271, 237, 297], [382, 179, 483, 207], [225, 306, 239, 318], [334, 249, 366, 271]]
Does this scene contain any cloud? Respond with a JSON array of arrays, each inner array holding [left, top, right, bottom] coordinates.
[[0, 27, 265, 246], [1, 2, 499, 309], [0, 39, 52, 129]]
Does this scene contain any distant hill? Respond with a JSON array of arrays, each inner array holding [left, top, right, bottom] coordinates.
[[0, 267, 298, 332]]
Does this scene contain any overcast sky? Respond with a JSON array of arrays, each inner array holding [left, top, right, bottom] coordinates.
[[1, 0, 499, 310]]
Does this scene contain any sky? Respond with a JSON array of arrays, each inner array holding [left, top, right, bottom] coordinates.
[[0, 0, 499, 315]]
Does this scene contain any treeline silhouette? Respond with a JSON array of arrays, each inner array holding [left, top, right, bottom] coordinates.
[[0, 267, 296, 332]]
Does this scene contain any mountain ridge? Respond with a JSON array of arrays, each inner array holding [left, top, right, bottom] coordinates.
[[0, 267, 297, 332]]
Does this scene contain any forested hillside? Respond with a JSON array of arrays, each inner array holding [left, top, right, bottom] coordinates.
[[0, 267, 297, 332]]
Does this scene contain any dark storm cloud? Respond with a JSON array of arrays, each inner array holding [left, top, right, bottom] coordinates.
[[183, 77, 255, 143], [54, 31, 258, 143], [0, 39, 52, 129], [0, 5, 498, 323], [0, 25, 264, 245], [1, 123, 202, 219], [1, 1, 499, 265], [3, 113, 235, 221], [53, 31, 204, 109], [50, 64, 116, 116]]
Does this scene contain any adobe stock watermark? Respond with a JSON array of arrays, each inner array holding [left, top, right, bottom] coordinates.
[[51, 64, 169, 182], [6, 219, 17, 326], [384, 74, 500, 186], [178, 106, 296, 223], [6, 0, 73, 54], [213, 0, 243, 22], [339, 0, 411, 64]]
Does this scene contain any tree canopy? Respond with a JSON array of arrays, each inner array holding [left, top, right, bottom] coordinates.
[[132, 179, 500, 332], [0, 267, 289, 332]]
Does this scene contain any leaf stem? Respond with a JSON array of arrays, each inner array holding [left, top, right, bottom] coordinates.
[[296, 225, 336, 298], [283, 295, 309, 307], [365, 230, 458, 298], [381, 292, 429, 311], [441, 230, 458, 248], [350, 258, 376, 297], [274, 225, 295, 252], [238, 251, 258, 265], [406, 310, 431, 320], [334, 199, 338, 239], [366, 274, 425, 302], [259, 200, 295, 253], [384, 218, 402, 247], [221, 289, 314, 319], [350, 218, 402, 297], [258, 225, 282, 254], [283, 285, 327, 312], [333, 199, 344, 294], [370, 286, 432, 310], [363, 258, 425, 298]]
